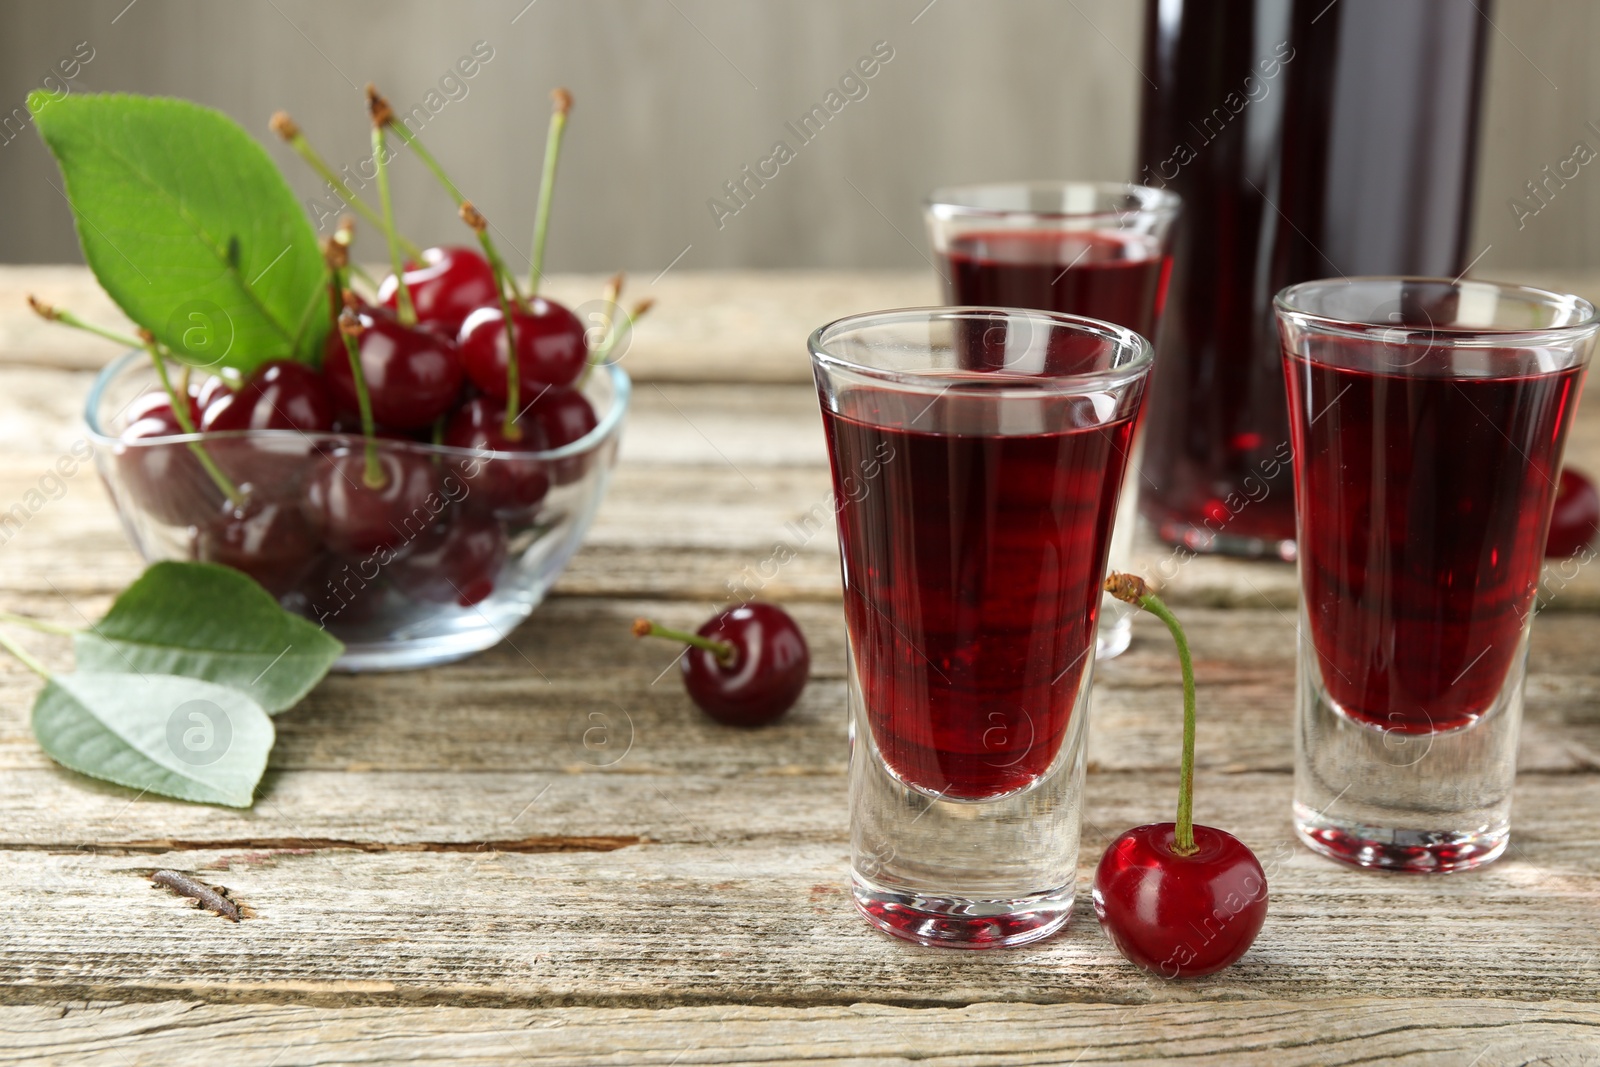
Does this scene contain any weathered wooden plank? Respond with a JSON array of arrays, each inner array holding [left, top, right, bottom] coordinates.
[[0, 777, 1597, 1010], [0, 998, 1595, 1066]]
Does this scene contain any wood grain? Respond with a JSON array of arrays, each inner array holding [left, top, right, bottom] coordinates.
[[2, 269, 1600, 1063], [6, 997, 1596, 1067]]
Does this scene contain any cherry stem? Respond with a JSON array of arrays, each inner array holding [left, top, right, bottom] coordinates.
[[0, 627, 51, 679], [631, 618, 733, 664], [1105, 572, 1198, 856], [271, 112, 421, 259], [0, 612, 78, 637], [385, 118, 529, 310], [369, 122, 415, 327], [465, 213, 524, 441], [32, 298, 248, 511], [139, 336, 245, 508], [529, 88, 572, 297], [337, 302, 385, 488], [579, 297, 653, 389]]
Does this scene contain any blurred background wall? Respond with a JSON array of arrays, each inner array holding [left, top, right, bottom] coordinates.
[[1, 0, 1595, 276]]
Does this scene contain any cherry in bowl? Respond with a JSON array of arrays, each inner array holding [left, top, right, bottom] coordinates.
[[457, 298, 587, 399], [114, 393, 223, 528], [441, 396, 552, 521], [324, 308, 463, 430], [378, 246, 499, 336], [301, 446, 442, 556]]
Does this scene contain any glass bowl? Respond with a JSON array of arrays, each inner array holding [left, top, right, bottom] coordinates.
[[85, 351, 630, 671]]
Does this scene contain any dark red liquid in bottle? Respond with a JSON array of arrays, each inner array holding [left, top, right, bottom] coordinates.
[[823, 387, 1134, 799], [1138, 0, 1490, 556], [943, 231, 1170, 341], [1285, 348, 1580, 733]]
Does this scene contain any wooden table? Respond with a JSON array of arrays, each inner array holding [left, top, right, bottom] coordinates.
[[2, 267, 1600, 1066]]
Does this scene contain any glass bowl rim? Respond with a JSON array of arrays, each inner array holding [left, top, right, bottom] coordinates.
[[84, 349, 632, 463], [924, 180, 1181, 223], [1275, 275, 1600, 348], [808, 305, 1154, 397]]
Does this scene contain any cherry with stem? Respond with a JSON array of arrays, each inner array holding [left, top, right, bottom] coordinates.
[[321, 234, 383, 486], [632, 604, 810, 726], [371, 84, 527, 311], [1091, 572, 1268, 980], [365, 87, 416, 327], [26, 296, 242, 508], [269, 111, 421, 260], [460, 202, 529, 442], [528, 88, 572, 296]]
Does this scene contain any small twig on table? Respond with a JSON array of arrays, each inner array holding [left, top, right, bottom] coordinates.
[[151, 869, 244, 922]]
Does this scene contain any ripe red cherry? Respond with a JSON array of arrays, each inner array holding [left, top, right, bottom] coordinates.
[[114, 394, 221, 527], [190, 495, 322, 597], [192, 373, 233, 413], [198, 360, 333, 497], [200, 359, 333, 433], [441, 396, 552, 519], [1093, 572, 1267, 978], [456, 298, 587, 398], [378, 246, 499, 336], [1546, 467, 1599, 558], [1092, 823, 1268, 979], [526, 386, 599, 485], [323, 309, 463, 430], [391, 513, 508, 607], [301, 446, 443, 556], [633, 603, 810, 725]]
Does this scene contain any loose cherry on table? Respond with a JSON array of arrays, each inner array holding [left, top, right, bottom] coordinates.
[[441, 395, 552, 520], [1546, 467, 1600, 558], [377, 246, 499, 336], [300, 446, 443, 556], [632, 602, 810, 726], [323, 307, 463, 430], [456, 298, 587, 399], [391, 512, 508, 607], [1091, 573, 1267, 979]]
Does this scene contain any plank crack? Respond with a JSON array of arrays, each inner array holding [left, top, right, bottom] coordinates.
[[1, 836, 643, 855]]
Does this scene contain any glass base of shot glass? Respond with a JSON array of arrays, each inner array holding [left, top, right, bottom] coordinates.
[[848, 656, 1091, 949], [1292, 803, 1509, 874], [851, 873, 1073, 949], [1292, 625, 1524, 875]]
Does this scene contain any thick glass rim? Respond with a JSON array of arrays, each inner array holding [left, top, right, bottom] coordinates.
[[924, 180, 1181, 224], [84, 349, 632, 462], [808, 305, 1154, 397], [1275, 276, 1600, 348]]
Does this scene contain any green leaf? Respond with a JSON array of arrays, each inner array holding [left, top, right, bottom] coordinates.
[[33, 672, 274, 808], [30, 92, 328, 371], [74, 561, 342, 714]]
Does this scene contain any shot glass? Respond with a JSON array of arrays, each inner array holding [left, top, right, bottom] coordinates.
[[925, 182, 1178, 659], [810, 307, 1153, 946], [1277, 277, 1598, 872]]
